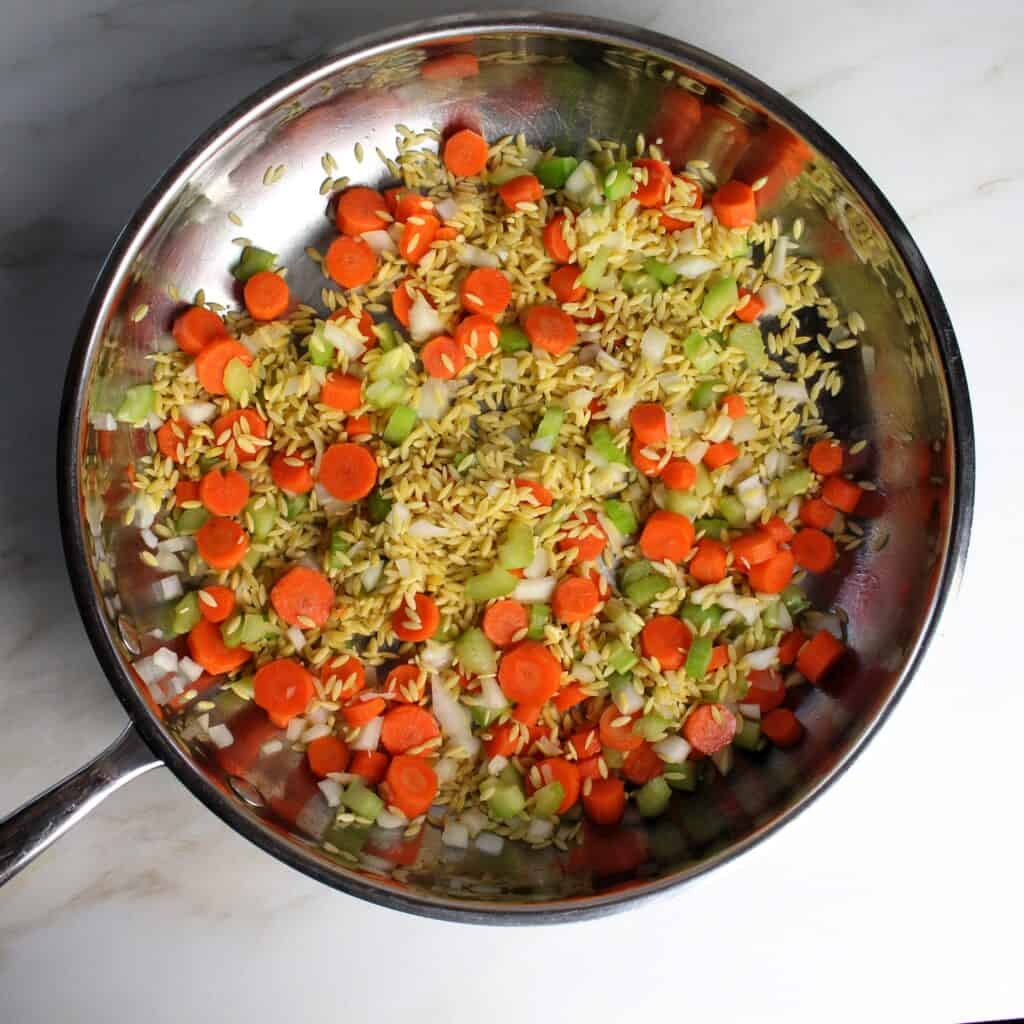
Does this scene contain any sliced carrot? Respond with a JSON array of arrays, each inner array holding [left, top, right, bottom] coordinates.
[[711, 180, 757, 228], [735, 289, 764, 323], [512, 701, 543, 728], [187, 618, 251, 676], [197, 584, 236, 624], [325, 235, 378, 288], [566, 727, 601, 760], [731, 529, 778, 570], [689, 538, 728, 584], [761, 707, 804, 747], [399, 214, 440, 264], [498, 174, 543, 208], [195, 338, 253, 396], [175, 479, 199, 506], [381, 705, 440, 755], [349, 750, 389, 786], [485, 721, 521, 759], [552, 576, 601, 624], [722, 394, 747, 418], [327, 305, 377, 347], [435, 226, 458, 241], [156, 418, 191, 463], [172, 306, 228, 355], [482, 599, 529, 647], [682, 703, 737, 754], [391, 278, 429, 327], [383, 186, 405, 216], [307, 735, 350, 778], [420, 52, 479, 80], [523, 304, 577, 355], [582, 777, 625, 825], [392, 193, 433, 225], [763, 515, 795, 544], [421, 335, 466, 379], [791, 528, 837, 574], [454, 314, 498, 358], [536, 757, 580, 813], [599, 705, 644, 752], [498, 640, 563, 704], [212, 408, 267, 465], [661, 458, 697, 492], [622, 742, 664, 785], [196, 517, 250, 569], [703, 441, 740, 470], [800, 498, 836, 530], [556, 510, 607, 564], [384, 664, 425, 704], [630, 438, 663, 478], [543, 213, 573, 263], [253, 658, 314, 724], [744, 669, 786, 713], [392, 593, 441, 643], [808, 439, 844, 476], [271, 566, 334, 628], [554, 682, 588, 714], [335, 186, 389, 235], [576, 756, 603, 782], [460, 267, 511, 317], [319, 442, 377, 500], [630, 402, 669, 445], [778, 629, 806, 667], [443, 128, 489, 177], [385, 755, 438, 818], [515, 477, 554, 508], [639, 510, 694, 563], [198, 468, 249, 516], [822, 476, 864, 514], [796, 630, 846, 684], [322, 655, 365, 700], [748, 548, 796, 593], [708, 645, 730, 672], [345, 414, 371, 438], [640, 615, 692, 670], [632, 158, 673, 208], [550, 264, 586, 304], [320, 372, 362, 412], [342, 697, 386, 727], [243, 270, 289, 321]]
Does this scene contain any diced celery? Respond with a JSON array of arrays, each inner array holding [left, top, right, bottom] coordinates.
[[226, 675, 254, 701], [527, 603, 551, 640], [498, 521, 535, 571], [535, 406, 565, 444], [231, 245, 276, 282], [488, 163, 526, 186], [498, 762, 522, 788], [370, 344, 414, 382], [621, 270, 661, 295], [609, 673, 639, 714], [778, 468, 813, 500], [579, 245, 611, 290], [717, 494, 747, 527], [782, 584, 810, 615], [471, 706, 501, 728], [607, 639, 638, 674], [603, 161, 633, 201], [734, 717, 762, 751], [633, 713, 671, 742], [531, 781, 564, 817], [701, 276, 738, 319], [452, 451, 475, 474], [244, 497, 276, 540], [221, 615, 245, 649], [367, 489, 392, 524], [465, 567, 518, 603], [603, 498, 637, 537], [762, 600, 787, 630], [664, 491, 701, 518], [326, 527, 350, 571], [590, 425, 629, 465], [175, 507, 209, 535], [602, 747, 624, 772], [604, 599, 645, 638], [499, 325, 530, 353], [342, 781, 385, 820], [241, 548, 262, 571], [683, 331, 720, 373], [636, 776, 672, 817], [681, 602, 723, 633], [171, 592, 201, 635], [663, 760, 698, 791], [620, 560, 670, 607], [689, 380, 720, 411], [455, 627, 497, 675], [488, 781, 526, 820], [285, 494, 307, 520], [373, 321, 398, 351], [644, 257, 678, 286], [323, 823, 368, 856], [383, 404, 417, 445], [234, 613, 276, 646], [364, 378, 407, 410], [729, 322, 768, 370], [694, 463, 713, 498], [694, 516, 727, 540], [308, 328, 334, 367], [116, 384, 154, 425], [685, 635, 713, 678], [536, 156, 578, 189]]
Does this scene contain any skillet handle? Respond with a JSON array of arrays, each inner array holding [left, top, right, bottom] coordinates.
[[0, 725, 161, 886]]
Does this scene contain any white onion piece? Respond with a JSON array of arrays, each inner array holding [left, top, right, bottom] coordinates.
[[361, 229, 396, 254], [456, 243, 500, 268], [596, 350, 625, 372], [318, 779, 343, 808], [435, 757, 460, 785], [408, 518, 450, 540], [416, 378, 452, 421], [301, 723, 331, 743], [285, 717, 306, 741], [435, 197, 460, 222], [307, 705, 328, 726], [676, 228, 699, 253], [744, 647, 780, 671], [475, 831, 504, 855], [684, 439, 709, 464], [286, 626, 305, 652], [442, 821, 470, 848], [388, 502, 411, 533], [153, 575, 182, 601], [563, 159, 598, 202], [774, 600, 793, 632], [134, 493, 158, 530], [207, 724, 235, 749], [512, 577, 556, 603], [459, 808, 489, 837], [180, 400, 217, 425], [526, 819, 554, 842], [530, 436, 555, 453], [523, 548, 549, 580], [652, 735, 691, 763], [731, 416, 758, 443], [571, 661, 596, 684], [674, 410, 707, 432], [613, 682, 645, 716], [152, 647, 178, 673], [313, 483, 348, 515], [323, 319, 365, 360], [394, 557, 413, 579], [487, 755, 509, 776], [179, 657, 203, 683], [479, 676, 508, 711], [90, 411, 117, 432], [567, 388, 594, 411], [431, 676, 474, 745], [705, 412, 733, 443], [758, 282, 786, 317], [763, 449, 782, 479], [140, 528, 158, 550], [767, 236, 790, 281], [673, 255, 718, 278], [738, 703, 761, 720], [775, 380, 808, 404], [351, 716, 383, 751], [500, 357, 519, 381], [605, 391, 638, 426], [711, 745, 733, 776], [640, 326, 671, 367], [360, 560, 384, 592], [718, 592, 760, 625], [421, 642, 454, 672], [408, 294, 446, 342]]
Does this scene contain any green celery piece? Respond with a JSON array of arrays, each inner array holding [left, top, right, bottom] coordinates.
[[323, 824, 369, 857], [636, 776, 672, 817], [781, 584, 810, 615], [326, 527, 350, 571], [499, 326, 530, 353], [536, 156, 578, 189], [579, 245, 611, 290], [240, 614, 276, 646], [689, 380, 720, 411], [171, 592, 201, 635], [729, 322, 768, 369], [308, 328, 334, 367], [535, 406, 565, 443], [693, 462, 713, 498], [116, 384, 154, 425], [364, 378, 406, 410], [244, 497, 276, 540], [223, 359, 255, 405], [621, 561, 670, 607], [644, 257, 678, 286], [455, 627, 497, 675], [465, 567, 518, 603], [370, 344, 414, 381], [488, 782, 526, 820], [633, 713, 671, 742], [531, 781, 564, 817], [383, 404, 417, 445], [607, 639, 638, 674], [701, 276, 738, 319], [452, 451, 475, 474], [373, 321, 398, 351], [367, 489, 392, 524], [284, 494, 307, 520], [733, 717, 762, 751], [681, 602, 723, 633], [621, 270, 661, 295], [526, 603, 551, 640], [342, 781, 384, 820], [608, 672, 639, 715], [175, 507, 209, 535], [717, 494, 747, 527], [498, 521, 535, 571], [685, 636, 713, 678], [778, 468, 813, 500], [603, 161, 634, 201], [683, 331, 720, 373], [221, 615, 245, 649], [761, 600, 787, 630], [663, 760, 698, 791], [603, 498, 637, 537], [231, 245, 276, 283], [664, 491, 701, 518], [694, 516, 727, 540], [590, 425, 629, 465]]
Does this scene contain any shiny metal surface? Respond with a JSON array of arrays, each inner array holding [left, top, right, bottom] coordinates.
[[27, 13, 972, 919]]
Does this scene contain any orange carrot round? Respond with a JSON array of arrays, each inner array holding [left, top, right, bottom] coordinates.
[[460, 267, 511, 317], [195, 338, 253, 396], [156, 419, 191, 464], [790, 528, 837, 574], [632, 158, 672, 207], [682, 703, 736, 754], [482, 599, 529, 647], [335, 186, 389, 235], [243, 270, 289, 321], [761, 707, 804, 747], [484, 721, 521, 759], [809, 439, 844, 476], [661, 457, 696, 492], [622, 742, 664, 785], [345, 414, 372, 438], [630, 438, 663, 478], [322, 655, 365, 700], [748, 548, 796, 593], [383, 663, 424, 704], [822, 476, 864, 514], [392, 593, 441, 643], [342, 697, 386, 727], [598, 705, 644, 752], [556, 510, 607, 564], [639, 510, 694, 563], [703, 441, 740, 470], [212, 408, 267, 465], [582, 777, 626, 825], [307, 735, 350, 778], [421, 335, 466, 379], [763, 515, 795, 544], [198, 468, 250, 517], [187, 618, 252, 676], [391, 278, 429, 327], [629, 402, 669, 445], [722, 394, 747, 419], [498, 640, 562, 704], [350, 750, 389, 786], [253, 658, 315, 725], [779, 629, 806, 667], [271, 566, 334, 628], [536, 757, 580, 813], [399, 214, 440, 264], [552, 576, 601, 624], [498, 174, 543, 208], [319, 442, 377, 500], [689, 538, 728, 584], [172, 305, 228, 355], [385, 755, 438, 818], [731, 529, 778, 570], [320, 372, 363, 412], [454, 314, 498, 357], [381, 705, 440, 755], [744, 669, 786, 713], [325, 235, 378, 288], [443, 128, 489, 177], [735, 290, 764, 323], [523, 304, 577, 355], [394, 192, 436, 223], [549, 264, 586, 304], [543, 213, 573, 263], [515, 477, 554, 508], [800, 498, 836, 530], [640, 615, 692, 670], [175, 480, 200, 506], [196, 517, 250, 569], [197, 585, 236, 624], [711, 180, 757, 228]]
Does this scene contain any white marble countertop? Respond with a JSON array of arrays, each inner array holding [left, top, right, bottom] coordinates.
[[1, 1, 1020, 1020]]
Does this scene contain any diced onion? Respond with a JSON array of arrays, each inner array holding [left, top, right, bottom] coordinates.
[[640, 326, 671, 367], [512, 577, 556, 603], [564, 159, 599, 202], [684, 439, 709, 464], [286, 717, 306, 741], [179, 656, 203, 683], [530, 436, 555, 453], [674, 410, 707, 432], [394, 557, 414, 579], [431, 676, 474, 746], [435, 757, 459, 785], [442, 821, 470, 848], [416, 378, 452, 421], [567, 388, 594, 411], [614, 683, 645, 716], [475, 831, 504, 855], [153, 575, 183, 601], [301, 723, 331, 743], [90, 411, 117, 432], [409, 294, 446, 342], [361, 229, 396, 254], [768, 236, 790, 281], [389, 502, 411, 533], [421, 642, 454, 671], [435, 197, 460, 222], [140, 528, 158, 550], [500, 357, 519, 381], [718, 592, 760, 625], [377, 808, 407, 830], [207, 724, 234, 749], [479, 676, 507, 711], [408, 518, 450, 540], [526, 819, 554, 842], [676, 228, 699, 253], [286, 626, 306, 651], [605, 391, 638, 426], [672, 255, 718, 278], [179, 400, 218, 426], [775, 380, 808, 404], [487, 755, 509, 776], [731, 416, 758, 443], [596, 350, 624, 372], [523, 548, 549, 580], [318, 779, 343, 807], [323, 319, 365, 360], [705, 412, 733, 443], [758, 282, 786, 317], [459, 808, 489, 837], [652, 735, 691, 763], [744, 647, 780, 670], [307, 705, 329, 725], [456, 243, 500, 268], [351, 716, 383, 751], [152, 647, 178, 673]]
